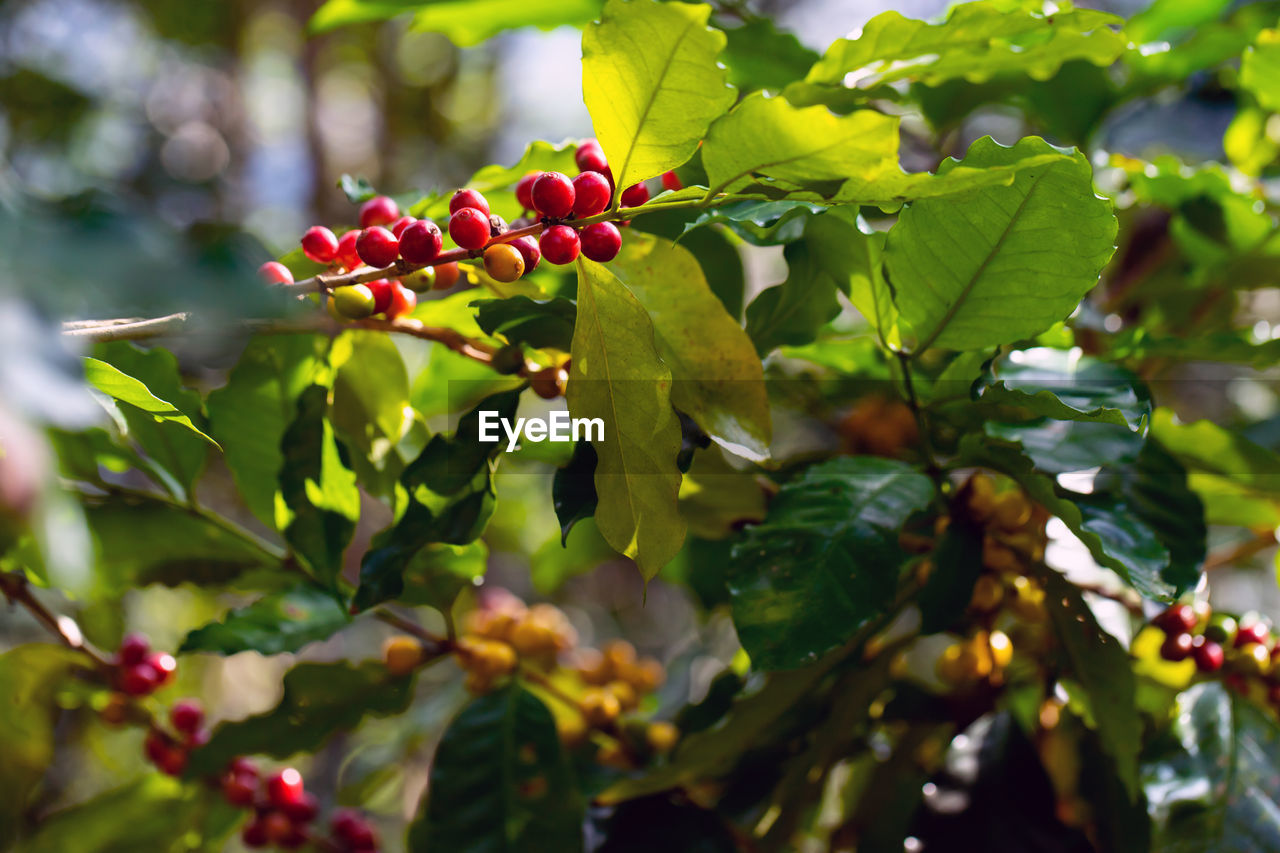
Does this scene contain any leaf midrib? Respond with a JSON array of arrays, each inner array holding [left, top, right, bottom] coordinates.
[[913, 168, 1052, 354], [616, 12, 700, 190]]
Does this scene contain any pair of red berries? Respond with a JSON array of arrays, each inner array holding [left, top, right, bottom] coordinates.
[[142, 698, 206, 776], [239, 766, 321, 850], [115, 633, 177, 696]]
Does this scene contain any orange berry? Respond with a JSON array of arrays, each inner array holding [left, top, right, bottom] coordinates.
[[580, 688, 622, 727], [646, 721, 679, 754], [383, 635, 424, 676]]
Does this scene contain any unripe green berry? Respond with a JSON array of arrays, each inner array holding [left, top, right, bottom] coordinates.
[[332, 284, 377, 319], [402, 266, 438, 292]]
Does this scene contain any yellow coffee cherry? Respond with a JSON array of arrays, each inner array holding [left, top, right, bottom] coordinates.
[[991, 490, 1032, 532], [982, 537, 1022, 573], [988, 630, 1014, 669], [935, 643, 969, 685], [965, 473, 997, 522], [605, 680, 639, 712], [483, 243, 525, 282], [383, 634, 425, 676], [624, 657, 665, 694], [331, 283, 377, 319], [556, 713, 588, 748], [646, 721, 680, 754], [963, 632, 994, 679], [574, 648, 613, 686], [459, 637, 517, 679], [1236, 642, 1272, 677], [969, 574, 1004, 612], [603, 640, 637, 672], [580, 688, 622, 727], [1008, 576, 1047, 622]]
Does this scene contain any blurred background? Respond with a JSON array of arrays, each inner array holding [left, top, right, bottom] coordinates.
[[0, 0, 1274, 849]]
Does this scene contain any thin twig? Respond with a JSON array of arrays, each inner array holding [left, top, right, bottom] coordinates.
[[0, 571, 113, 669], [1204, 529, 1277, 572]]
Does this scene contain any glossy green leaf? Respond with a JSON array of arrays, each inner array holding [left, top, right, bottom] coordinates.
[[84, 497, 278, 594], [746, 207, 887, 353], [411, 685, 583, 852], [787, 1, 1124, 112], [395, 541, 488, 609], [568, 257, 685, 579], [678, 445, 767, 540], [82, 357, 216, 447], [277, 385, 360, 585], [976, 348, 1151, 431], [0, 645, 82, 847], [330, 331, 412, 489], [188, 662, 413, 776], [582, 0, 735, 190], [473, 296, 576, 351], [1039, 568, 1141, 799], [886, 136, 1116, 352], [206, 335, 324, 528], [179, 583, 349, 655], [338, 173, 377, 203], [917, 519, 984, 634], [682, 200, 823, 246], [702, 92, 900, 194], [608, 231, 771, 462], [311, 0, 603, 45], [720, 18, 819, 93], [1151, 408, 1280, 495], [727, 457, 934, 669], [1241, 30, 1280, 112], [1144, 682, 1280, 852]]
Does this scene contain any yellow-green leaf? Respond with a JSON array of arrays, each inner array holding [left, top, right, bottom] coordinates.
[[1242, 29, 1280, 112], [83, 357, 218, 447], [582, 0, 736, 191], [568, 257, 685, 579]]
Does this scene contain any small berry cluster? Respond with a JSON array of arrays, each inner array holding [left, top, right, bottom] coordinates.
[[935, 629, 1014, 686], [1150, 603, 1280, 707], [100, 633, 379, 851], [381, 589, 678, 767]]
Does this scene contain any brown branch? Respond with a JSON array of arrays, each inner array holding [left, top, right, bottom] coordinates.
[[0, 570, 112, 669], [1205, 529, 1277, 572]]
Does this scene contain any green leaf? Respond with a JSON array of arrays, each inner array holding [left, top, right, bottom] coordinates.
[[608, 231, 771, 462], [84, 497, 277, 594], [582, 0, 736, 190], [1038, 568, 1141, 799], [83, 357, 216, 447], [568, 257, 685, 579], [395, 541, 488, 610], [277, 385, 360, 585], [473, 296, 576, 351], [679, 225, 746, 321], [330, 330, 412, 476], [411, 685, 583, 852], [703, 92, 900, 194], [206, 336, 324, 528], [0, 645, 82, 847], [188, 662, 413, 776], [1151, 408, 1280, 496], [681, 200, 823, 246], [917, 519, 984, 634], [885, 136, 1116, 352], [179, 583, 349, 655], [338, 173, 377, 203], [976, 347, 1151, 431], [727, 457, 934, 669], [353, 389, 519, 610], [311, 0, 603, 45], [553, 440, 599, 544], [746, 208, 887, 353], [13, 776, 216, 853], [787, 0, 1124, 112], [1144, 682, 1280, 852], [1241, 30, 1280, 112], [719, 18, 819, 93]]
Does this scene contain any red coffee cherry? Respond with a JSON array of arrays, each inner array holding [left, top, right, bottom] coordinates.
[[398, 220, 443, 264], [1191, 636, 1225, 672], [1160, 632, 1194, 662], [356, 227, 400, 268], [385, 282, 417, 320], [359, 195, 399, 228], [149, 652, 177, 687], [119, 662, 160, 696], [1154, 604, 1198, 634], [433, 262, 461, 290], [575, 138, 608, 174], [301, 226, 339, 263], [332, 811, 378, 849], [532, 172, 575, 219], [449, 208, 490, 250], [144, 731, 187, 776], [621, 182, 650, 208], [170, 699, 204, 735], [242, 817, 270, 848], [511, 235, 540, 274], [283, 791, 319, 823], [335, 230, 362, 270], [118, 633, 151, 666], [365, 279, 395, 315], [572, 172, 611, 217], [390, 216, 416, 238], [661, 170, 682, 192], [222, 761, 259, 806], [1236, 620, 1271, 648], [539, 225, 580, 265], [449, 189, 491, 217], [580, 221, 622, 262], [257, 261, 293, 285], [515, 171, 540, 211], [263, 811, 298, 845], [266, 768, 306, 808]]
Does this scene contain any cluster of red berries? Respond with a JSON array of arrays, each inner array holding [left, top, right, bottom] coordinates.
[[1152, 604, 1280, 706], [143, 698, 207, 776], [103, 634, 379, 851], [113, 632, 177, 696]]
